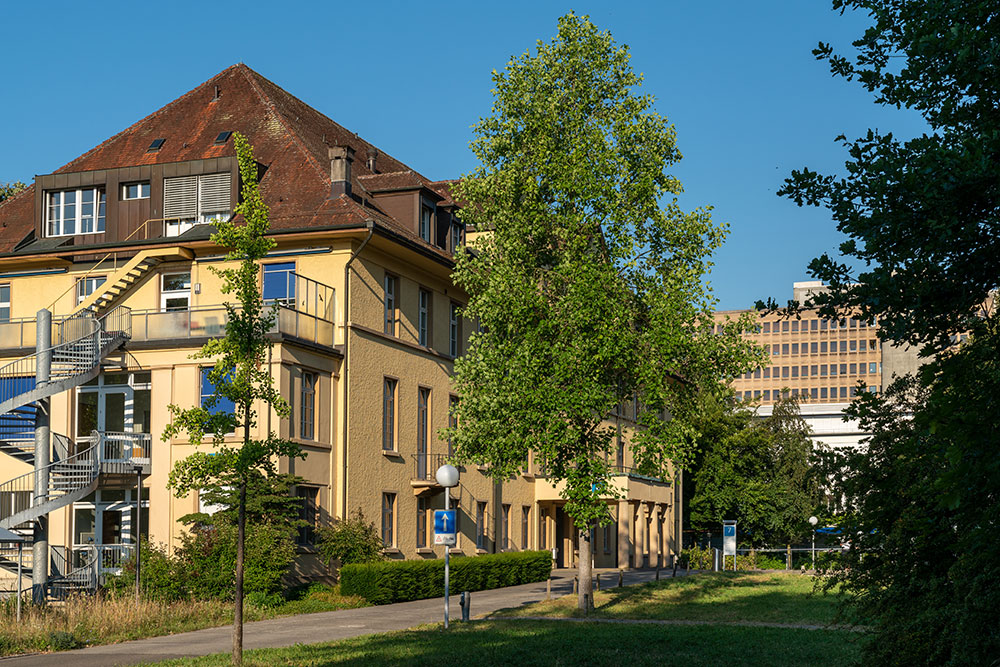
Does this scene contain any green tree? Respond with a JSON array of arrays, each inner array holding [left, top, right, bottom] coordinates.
[[688, 394, 819, 546], [450, 13, 761, 611], [0, 181, 26, 204], [779, 2, 1000, 662], [316, 509, 385, 567], [164, 132, 303, 665]]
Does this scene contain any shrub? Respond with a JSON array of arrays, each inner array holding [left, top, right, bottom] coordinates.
[[316, 509, 385, 566], [340, 550, 552, 604]]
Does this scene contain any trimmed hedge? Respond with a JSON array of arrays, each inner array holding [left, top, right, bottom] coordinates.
[[340, 550, 553, 604]]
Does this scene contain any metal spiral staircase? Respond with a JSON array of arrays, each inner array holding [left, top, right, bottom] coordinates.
[[0, 306, 133, 597]]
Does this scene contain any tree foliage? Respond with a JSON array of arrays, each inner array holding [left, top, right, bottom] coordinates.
[[777, 1, 1000, 353], [0, 181, 26, 205], [449, 13, 761, 606], [315, 509, 385, 566], [779, 2, 1000, 663], [688, 394, 820, 546], [163, 132, 303, 664]]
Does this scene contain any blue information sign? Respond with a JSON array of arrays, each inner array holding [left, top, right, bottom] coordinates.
[[723, 525, 735, 537], [434, 510, 457, 546]]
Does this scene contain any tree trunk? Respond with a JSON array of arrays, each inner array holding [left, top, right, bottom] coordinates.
[[233, 478, 246, 665], [577, 524, 593, 613]]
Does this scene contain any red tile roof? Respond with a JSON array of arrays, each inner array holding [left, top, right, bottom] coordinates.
[[0, 64, 455, 259]]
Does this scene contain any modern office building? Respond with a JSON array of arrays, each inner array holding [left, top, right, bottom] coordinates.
[[0, 66, 677, 596]]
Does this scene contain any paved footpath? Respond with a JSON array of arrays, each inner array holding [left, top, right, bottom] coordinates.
[[1, 567, 676, 666]]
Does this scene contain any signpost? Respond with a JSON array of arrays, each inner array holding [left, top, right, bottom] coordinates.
[[722, 520, 737, 571], [434, 464, 460, 629]]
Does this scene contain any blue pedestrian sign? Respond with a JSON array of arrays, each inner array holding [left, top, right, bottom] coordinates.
[[434, 510, 457, 546], [722, 520, 737, 557]]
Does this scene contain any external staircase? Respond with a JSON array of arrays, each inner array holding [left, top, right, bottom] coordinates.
[[0, 306, 141, 597], [73, 246, 193, 315]]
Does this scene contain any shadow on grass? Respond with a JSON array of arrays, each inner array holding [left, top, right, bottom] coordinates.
[[157, 619, 862, 667]]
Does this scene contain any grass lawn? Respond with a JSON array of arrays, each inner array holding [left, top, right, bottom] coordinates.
[[0, 585, 367, 657], [150, 573, 859, 666], [151, 620, 860, 666], [496, 571, 844, 626]]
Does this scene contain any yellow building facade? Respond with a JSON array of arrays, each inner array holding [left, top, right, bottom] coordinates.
[[0, 66, 677, 595]]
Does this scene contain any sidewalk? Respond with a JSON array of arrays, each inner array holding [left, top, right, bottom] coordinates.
[[0, 568, 674, 666]]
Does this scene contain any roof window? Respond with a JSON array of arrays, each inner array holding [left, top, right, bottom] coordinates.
[[147, 138, 165, 153], [214, 131, 232, 145]]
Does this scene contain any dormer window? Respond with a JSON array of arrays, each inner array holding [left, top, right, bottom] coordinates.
[[46, 187, 106, 236], [419, 204, 433, 243], [163, 173, 231, 236], [450, 220, 464, 253], [122, 182, 150, 200]]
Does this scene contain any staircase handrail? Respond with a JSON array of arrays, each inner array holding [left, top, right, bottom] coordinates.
[[0, 314, 100, 392], [0, 440, 99, 528]]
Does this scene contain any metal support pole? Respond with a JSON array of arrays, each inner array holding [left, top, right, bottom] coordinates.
[[444, 492, 450, 629], [135, 466, 143, 606], [32, 309, 51, 605], [17, 541, 23, 622], [812, 530, 816, 570]]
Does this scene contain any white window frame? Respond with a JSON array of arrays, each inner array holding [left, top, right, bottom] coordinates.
[[0, 284, 9, 323], [418, 289, 430, 346], [164, 173, 231, 237], [419, 205, 433, 243], [121, 182, 150, 200], [300, 371, 316, 440], [46, 187, 106, 237], [76, 275, 106, 305], [161, 272, 191, 312]]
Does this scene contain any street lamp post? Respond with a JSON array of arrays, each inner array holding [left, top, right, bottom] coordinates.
[[808, 516, 818, 570], [435, 464, 460, 629]]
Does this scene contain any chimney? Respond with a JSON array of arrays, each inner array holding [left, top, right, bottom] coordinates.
[[329, 145, 355, 197], [366, 147, 379, 173]]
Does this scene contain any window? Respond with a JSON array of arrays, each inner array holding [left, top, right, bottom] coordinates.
[[791, 321, 799, 332], [47, 187, 106, 236], [763, 390, 771, 400], [763, 322, 770, 333], [782, 366, 789, 378], [522, 506, 530, 550], [450, 221, 463, 253], [820, 342, 828, 353], [381, 493, 396, 547], [448, 396, 459, 457], [791, 343, 799, 355], [501, 504, 511, 551], [449, 302, 460, 357], [384, 274, 398, 335], [753, 369, 761, 379], [616, 426, 624, 469], [164, 173, 231, 236], [0, 284, 8, 322], [870, 362, 878, 374], [811, 388, 819, 400], [417, 388, 430, 477], [849, 363, 857, 375], [122, 182, 150, 200], [859, 363, 867, 375], [476, 501, 487, 550], [76, 276, 106, 305], [763, 368, 770, 378], [840, 341, 848, 353], [419, 205, 434, 243], [416, 497, 428, 549], [811, 320, 818, 331], [840, 363, 848, 375], [830, 364, 838, 376], [263, 262, 296, 307], [382, 377, 397, 451], [296, 486, 319, 546], [161, 272, 191, 311], [782, 321, 789, 332], [781, 344, 789, 354], [839, 386, 848, 398], [300, 371, 316, 440], [850, 340, 858, 352], [791, 366, 799, 378], [811, 342, 818, 354], [820, 319, 829, 330], [201, 367, 236, 421], [418, 289, 431, 346], [821, 387, 828, 399]]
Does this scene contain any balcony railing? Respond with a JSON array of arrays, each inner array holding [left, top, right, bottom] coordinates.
[[129, 304, 335, 348], [411, 453, 453, 482]]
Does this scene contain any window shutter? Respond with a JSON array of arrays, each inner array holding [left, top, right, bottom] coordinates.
[[198, 173, 231, 213], [163, 176, 197, 219]]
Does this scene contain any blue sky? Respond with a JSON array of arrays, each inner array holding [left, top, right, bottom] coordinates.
[[0, 1, 926, 310]]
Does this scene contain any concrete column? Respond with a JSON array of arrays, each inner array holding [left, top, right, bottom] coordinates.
[[649, 504, 660, 569], [32, 309, 51, 604], [635, 503, 647, 568], [616, 500, 631, 569]]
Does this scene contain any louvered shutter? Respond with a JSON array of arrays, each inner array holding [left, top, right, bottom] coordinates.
[[163, 176, 198, 219], [198, 173, 231, 215]]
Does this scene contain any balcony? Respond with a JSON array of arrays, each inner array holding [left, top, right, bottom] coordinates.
[[128, 304, 335, 348], [410, 453, 454, 496]]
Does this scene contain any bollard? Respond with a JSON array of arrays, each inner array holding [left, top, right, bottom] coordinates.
[[573, 576, 578, 595], [595, 573, 600, 590], [546, 578, 551, 600], [673, 559, 679, 578], [618, 569, 623, 587], [656, 567, 660, 581], [460, 591, 470, 622]]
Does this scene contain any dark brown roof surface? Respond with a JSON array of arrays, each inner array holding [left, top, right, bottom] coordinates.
[[0, 65, 454, 258]]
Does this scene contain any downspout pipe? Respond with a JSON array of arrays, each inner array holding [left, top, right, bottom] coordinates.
[[339, 220, 375, 519]]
